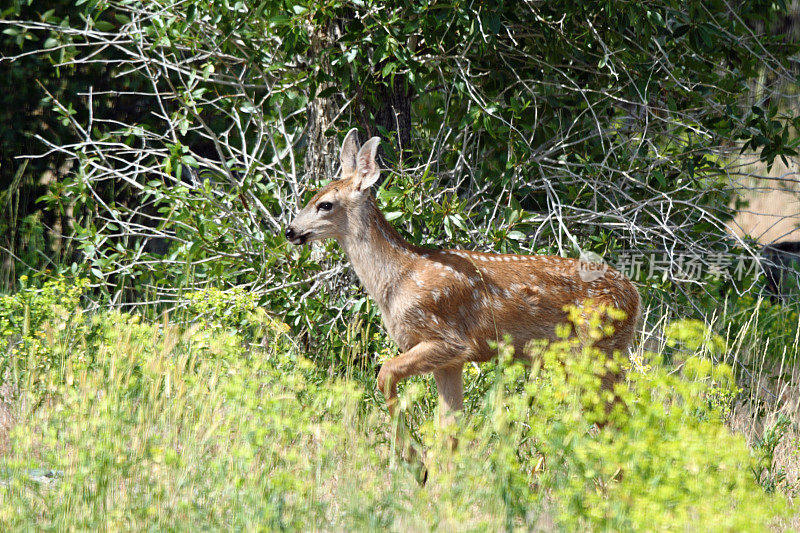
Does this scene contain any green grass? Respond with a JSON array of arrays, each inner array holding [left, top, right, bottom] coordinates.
[[0, 279, 794, 530]]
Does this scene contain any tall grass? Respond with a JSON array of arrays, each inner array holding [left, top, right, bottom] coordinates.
[[0, 279, 794, 530]]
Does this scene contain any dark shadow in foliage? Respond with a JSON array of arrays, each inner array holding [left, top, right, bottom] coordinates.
[[761, 241, 800, 303]]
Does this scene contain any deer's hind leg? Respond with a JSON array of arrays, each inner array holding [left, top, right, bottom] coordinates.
[[433, 365, 464, 452]]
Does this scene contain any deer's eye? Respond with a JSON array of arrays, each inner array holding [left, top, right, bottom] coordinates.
[[317, 201, 333, 212]]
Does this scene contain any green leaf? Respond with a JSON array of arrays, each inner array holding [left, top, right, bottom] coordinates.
[[316, 86, 337, 98], [94, 20, 115, 32], [186, 4, 196, 25], [381, 61, 396, 77]]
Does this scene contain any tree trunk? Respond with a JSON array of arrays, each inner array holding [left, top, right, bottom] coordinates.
[[303, 23, 341, 184], [369, 77, 413, 152]]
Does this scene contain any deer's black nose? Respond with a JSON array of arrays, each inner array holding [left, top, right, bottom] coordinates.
[[285, 227, 296, 240]]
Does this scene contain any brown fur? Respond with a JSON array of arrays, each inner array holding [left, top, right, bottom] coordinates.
[[287, 129, 640, 428]]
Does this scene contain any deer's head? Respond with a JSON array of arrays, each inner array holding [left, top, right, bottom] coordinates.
[[286, 129, 381, 245]]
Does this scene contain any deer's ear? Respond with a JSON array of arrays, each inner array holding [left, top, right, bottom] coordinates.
[[340, 128, 360, 177], [353, 137, 381, 191]]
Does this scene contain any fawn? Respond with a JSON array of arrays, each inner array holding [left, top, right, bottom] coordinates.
[[286, 129, 640, 465]]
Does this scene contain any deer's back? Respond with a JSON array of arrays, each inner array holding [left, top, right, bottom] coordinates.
[[383, 249, 639, 363]]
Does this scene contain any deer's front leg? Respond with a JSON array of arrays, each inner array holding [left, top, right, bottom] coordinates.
[[377, 341, 457, 416], [377, 341, 457, 480]]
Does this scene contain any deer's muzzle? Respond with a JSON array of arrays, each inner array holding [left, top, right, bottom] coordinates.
[[285, 226, 310, 245]]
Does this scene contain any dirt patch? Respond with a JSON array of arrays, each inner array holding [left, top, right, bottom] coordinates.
[[727, 156, 800, 244]]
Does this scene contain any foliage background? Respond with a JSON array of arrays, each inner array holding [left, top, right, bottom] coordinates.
[[3, 0, 799, 321]]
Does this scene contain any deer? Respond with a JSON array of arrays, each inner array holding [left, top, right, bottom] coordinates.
[[286, 129, 640, 475]]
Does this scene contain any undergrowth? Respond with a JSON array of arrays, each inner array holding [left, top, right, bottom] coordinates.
[[0, 277, 792, 530]]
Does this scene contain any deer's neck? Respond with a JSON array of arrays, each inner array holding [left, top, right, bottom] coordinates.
[[339, 200, 417, 313]]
